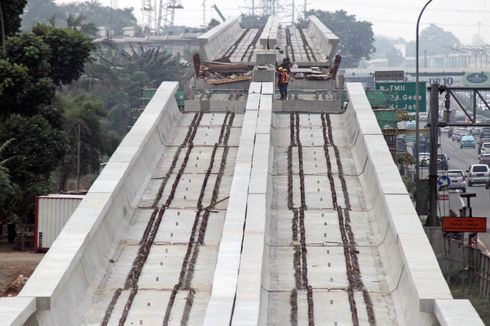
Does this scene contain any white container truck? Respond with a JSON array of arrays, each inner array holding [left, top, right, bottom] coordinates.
[[34, 194, 84, 250]]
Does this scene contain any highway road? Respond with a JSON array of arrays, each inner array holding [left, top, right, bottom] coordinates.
[[440, 132, 490, 253]]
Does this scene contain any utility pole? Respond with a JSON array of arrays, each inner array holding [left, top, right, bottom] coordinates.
[[76, 123, 81, 190], [415, 0, 433, 213], [426, 83, 440, 226], [291, 0, 294, 24], [202, 0, 206, 27]]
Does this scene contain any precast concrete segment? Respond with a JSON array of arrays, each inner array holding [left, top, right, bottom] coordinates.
[[266, 112, 399, 325], [82, 112, 239, 326], [306, 16, 339, 65], [434, 299, 484, 326], [198, 17, 242, 61], [232, 86, 273, 325], [342, 82, 484, 324], [259, 16, 279, 50], [203, 84, 262, 325], [280, 27, 324, 65], [15, 82, 182, 326], [100, 112, 204, 325]]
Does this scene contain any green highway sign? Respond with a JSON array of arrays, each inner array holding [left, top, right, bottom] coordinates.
[[375, 82, 426, 112]]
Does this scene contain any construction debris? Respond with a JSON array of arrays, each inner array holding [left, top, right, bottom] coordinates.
[[207, 76, 252, 85], [0, 274, 29, 297]]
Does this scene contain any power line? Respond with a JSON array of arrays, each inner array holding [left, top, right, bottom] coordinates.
[[310, 0, 490, 14]]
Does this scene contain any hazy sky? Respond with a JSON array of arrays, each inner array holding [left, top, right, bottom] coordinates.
[[54, 0, 490, 43]]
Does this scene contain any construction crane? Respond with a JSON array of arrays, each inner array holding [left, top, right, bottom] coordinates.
[[141, 0, 155, 33], [212, 4, 226, 22], [156, 0, 184, 35]]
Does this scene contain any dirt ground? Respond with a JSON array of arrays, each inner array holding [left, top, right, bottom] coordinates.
[[0, 245, 44, 296]]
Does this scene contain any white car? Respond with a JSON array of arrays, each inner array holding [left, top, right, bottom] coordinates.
[[481, 142, 490, 155], [446, 170, 466, 192], [467, 164, 490, 186], [419, 152, 430, 167]]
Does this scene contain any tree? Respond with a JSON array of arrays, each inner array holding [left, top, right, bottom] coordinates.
[[0, 139, 13, 206], [0, 114, 65, 185], [22, 0, 140, 36], [20, 0, 57, 31], [54, 95, 107, 190], [32, 24, 94, 85], [0, 0, 28, 51], [387, 46, 404, 67], [406, 24, 461, 56], [5, 33, 51, 79], [305, 9, 375, 68]]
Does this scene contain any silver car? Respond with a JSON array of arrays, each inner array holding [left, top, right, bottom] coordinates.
[[467, 164, 490, 186], [446, 169, 466, 192]]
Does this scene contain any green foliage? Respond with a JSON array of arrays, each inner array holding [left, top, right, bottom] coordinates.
[[0, 0, 28, 37], [71, 41, 188, 138], [0, 60, 30, 112], [0, 114, 65, 184], [0, 139, 14, 206], [54, 95, 108, 190], [305, 9, 375, 68], [21, 0, 57, 30], [32, 24, 94, 85], [5, 33, 51, 79], [0, 59, 56, 119], [406, 24, 461, 57]]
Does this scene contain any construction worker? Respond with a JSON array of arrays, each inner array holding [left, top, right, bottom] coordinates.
[[278, 67, 289, 100], [279, 57, 291, 73]]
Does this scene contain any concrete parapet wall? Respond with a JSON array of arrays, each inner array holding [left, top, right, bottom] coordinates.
[[306, 16, 339, 65], [343, 82, 483, 325], [198, 17, 242, 61], [0, 297, 36, 326], [15, 82, 182, 326]]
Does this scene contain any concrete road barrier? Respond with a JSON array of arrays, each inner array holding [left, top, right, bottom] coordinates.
[[343, 82, 483, 325]]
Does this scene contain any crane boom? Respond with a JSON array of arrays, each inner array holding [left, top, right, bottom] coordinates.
[[212, 4, 226, 22]]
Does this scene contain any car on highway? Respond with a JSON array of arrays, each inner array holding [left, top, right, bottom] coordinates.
[[437, 153, 449, 170], [481, 142, 490, 155], [460, 135, 476, 148], [467, 164, 490, 186], [452, 128, 465, 142], [479, 136, 490, 153], [480, 153, 490, 167], [419, 152, 430, 167], [446, 169, 466, 192]]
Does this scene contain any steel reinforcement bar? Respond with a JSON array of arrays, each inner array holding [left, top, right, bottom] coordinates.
[[298, 28, 317, 62], [162, 113, 235, 326], [321, 113, 376, 326], [288, 113, 315, 326], [101, 113, 203, 325]]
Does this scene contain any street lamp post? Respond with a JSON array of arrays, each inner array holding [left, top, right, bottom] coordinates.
[[415, 0, 433, 211]]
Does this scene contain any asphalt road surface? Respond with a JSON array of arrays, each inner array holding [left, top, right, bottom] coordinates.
[[441, 133, 490, 253]]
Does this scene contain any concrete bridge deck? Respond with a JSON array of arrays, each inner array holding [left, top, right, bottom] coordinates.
[[0, 16, 484, 326]]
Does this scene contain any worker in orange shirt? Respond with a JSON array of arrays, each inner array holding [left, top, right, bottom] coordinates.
[[278, 67, 289, 100]]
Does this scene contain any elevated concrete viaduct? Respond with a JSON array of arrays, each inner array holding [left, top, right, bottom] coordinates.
[[0, 16, 483, 326]]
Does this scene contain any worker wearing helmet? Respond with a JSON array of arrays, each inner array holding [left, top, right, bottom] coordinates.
[[277, 66, 289, 100]]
